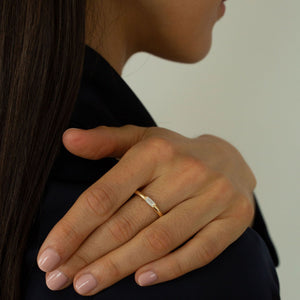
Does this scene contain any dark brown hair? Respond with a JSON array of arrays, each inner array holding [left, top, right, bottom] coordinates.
[[0, 1, 87, 299]]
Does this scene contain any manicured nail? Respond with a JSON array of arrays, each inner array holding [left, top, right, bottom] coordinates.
[[38, 248, 61, 272], [46, 270, 69, 290], [137, 271, 158, 286], [75, 273, 98, 294]]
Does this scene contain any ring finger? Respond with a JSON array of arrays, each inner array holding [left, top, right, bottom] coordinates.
[[45, 165, 210, 290], [72, 185, 228, 296]]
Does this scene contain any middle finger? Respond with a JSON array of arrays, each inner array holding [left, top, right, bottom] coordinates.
[[37, 145, 157, 272], [72, 183, 227, 296], [45, 162, 210, 290]]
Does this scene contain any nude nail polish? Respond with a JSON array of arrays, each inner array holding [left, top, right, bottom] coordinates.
[[38, 247, 61, 272], [137, 271, 157, 286], [75, 273, 98, 294], [46, 270, 69, 290]]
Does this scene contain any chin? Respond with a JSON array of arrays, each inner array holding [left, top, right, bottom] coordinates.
[[152, 35, 213, 64], [177, 47, 212, 64], [170, 46, 212, 64], [147, 46, 210, 65], [184, 34, 213, 63]]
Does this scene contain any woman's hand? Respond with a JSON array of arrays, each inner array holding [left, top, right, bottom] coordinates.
[[37, 125, 256, 296]]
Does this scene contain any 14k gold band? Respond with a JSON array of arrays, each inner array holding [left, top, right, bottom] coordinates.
[[134, 190, 163, 217]]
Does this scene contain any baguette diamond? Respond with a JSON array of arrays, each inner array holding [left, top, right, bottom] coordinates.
[[134, 190, 163, 217], [145, 196, 155, 207]]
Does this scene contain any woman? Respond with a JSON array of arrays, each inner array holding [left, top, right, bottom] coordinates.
[[0, 1, 279, 299]]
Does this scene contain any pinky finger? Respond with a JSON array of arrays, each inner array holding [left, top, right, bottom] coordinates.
[[134, 217, 247, 286]]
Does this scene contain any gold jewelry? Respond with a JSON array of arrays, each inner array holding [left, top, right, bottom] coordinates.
[[134, 190, 163, 217]]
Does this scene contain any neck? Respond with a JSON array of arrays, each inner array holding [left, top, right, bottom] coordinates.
[[85, 1, 138, 76]]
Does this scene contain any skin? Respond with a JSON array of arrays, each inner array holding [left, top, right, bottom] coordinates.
[[36, 0, 258, 296], [85, 0, 226, 75]]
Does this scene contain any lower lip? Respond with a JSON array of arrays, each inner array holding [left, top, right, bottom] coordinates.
[[219, 2, 226, 17]]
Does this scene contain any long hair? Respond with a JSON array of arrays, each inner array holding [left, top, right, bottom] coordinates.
[[0, 1, 87, 299]]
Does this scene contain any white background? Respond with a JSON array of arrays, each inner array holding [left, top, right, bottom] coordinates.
[[122, 0, 300, 298]]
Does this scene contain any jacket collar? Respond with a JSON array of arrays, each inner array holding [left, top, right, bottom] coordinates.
[[69, 44, 157, 129], [48, 45, 157, 183]]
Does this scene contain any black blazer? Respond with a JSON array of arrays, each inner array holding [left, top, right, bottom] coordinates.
[[22, 45, 280, 299]]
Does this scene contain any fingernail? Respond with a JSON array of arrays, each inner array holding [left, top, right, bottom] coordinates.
[[137, 271, 157, 286], [75, 273, 98, 294], [38, 248, 61, 272], [46, 270, 69, 290]]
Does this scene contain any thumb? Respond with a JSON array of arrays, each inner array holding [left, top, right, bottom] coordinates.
[[62, 125, 148, 160]]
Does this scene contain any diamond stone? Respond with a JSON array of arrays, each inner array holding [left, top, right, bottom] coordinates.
[[145, 196, 155, 207]]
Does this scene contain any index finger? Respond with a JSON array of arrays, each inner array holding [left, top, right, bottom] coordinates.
[[37, 145, 154, 272]]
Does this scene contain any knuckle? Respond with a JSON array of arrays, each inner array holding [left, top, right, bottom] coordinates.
[[72, 251, 91, 267], [177, 156, 209, 188], [104, 257, 122, 278], [213, 174, 235, 201], [142, 226, 173, 255], [195, 239, 217, 266], [170, 258, 186, 278], [238, 194, 255, 224], [106, 215, 135, 244], [85, 184, 115, 218], [144, 137, 175, 162], [58, 218, 85, 245], [182, 156, 208, 175]]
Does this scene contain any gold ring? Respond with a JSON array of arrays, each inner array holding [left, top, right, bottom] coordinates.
[[134, 190, 163, 217]]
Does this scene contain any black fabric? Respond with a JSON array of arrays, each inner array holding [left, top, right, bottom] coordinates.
[[252, 193, 279, 267], [21, 44, 280, 299]]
